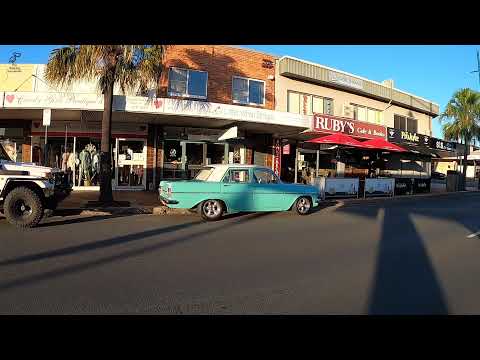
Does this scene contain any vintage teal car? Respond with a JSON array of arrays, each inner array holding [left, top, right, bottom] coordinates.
[[159, 164, 321, 221]]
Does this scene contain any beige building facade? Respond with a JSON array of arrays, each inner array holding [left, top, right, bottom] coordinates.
[[275, 56, 439, 136]]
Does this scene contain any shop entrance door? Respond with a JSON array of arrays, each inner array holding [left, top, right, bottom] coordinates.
[[114, 138, 147, 190], [297, 149, 319, 184], [182, 141, 205, 179]]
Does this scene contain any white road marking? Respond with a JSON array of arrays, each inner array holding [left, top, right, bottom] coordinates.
[[467, 231, 480, 238]]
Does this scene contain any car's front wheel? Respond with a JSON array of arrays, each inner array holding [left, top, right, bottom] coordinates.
[[4, 187, 44, 228], [293, 196, 312, 215], [198, 199, 224, 221]]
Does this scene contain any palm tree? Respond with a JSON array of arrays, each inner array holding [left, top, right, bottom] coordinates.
[[138, 45, 167, 98], [439, 88, 480, 190], [45, 45, 166, 203]]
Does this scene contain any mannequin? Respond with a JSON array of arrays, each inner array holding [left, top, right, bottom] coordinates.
[[79, 147, 92, 186]]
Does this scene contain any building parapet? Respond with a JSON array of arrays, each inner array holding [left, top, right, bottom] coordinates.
[[278, 56, 439, 117]]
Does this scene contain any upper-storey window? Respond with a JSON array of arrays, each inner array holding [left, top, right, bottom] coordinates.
[[394, 114, 418, 133], [287, 91, 333, 115], [232, 76, 265, 106], [168, 67, 208, 99], [351, 103, 383, 124]]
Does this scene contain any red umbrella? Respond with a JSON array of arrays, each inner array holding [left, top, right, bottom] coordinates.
[[361, 138, 406, 152], [306, 133, 366, 148]]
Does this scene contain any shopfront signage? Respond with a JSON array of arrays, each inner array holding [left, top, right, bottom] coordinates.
[[388, 127, 457, 153], [387, 127, 429, 149], [163, 98, 310, 128], [3, 91, 104, 110], [273, 139, 281, 176], [312, 114, 386, 139], [328, 71, 364, 90], [282, 144, 290, 155], [394, 178, 413, 195], [42, 109, 51, 126], [413, 178, 431, 194], [364, 178, 394, 197], [3, 91, 311, 129], [429, 137, 456, 152]]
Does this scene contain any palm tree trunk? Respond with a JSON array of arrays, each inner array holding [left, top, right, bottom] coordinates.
[[98, 79, 114, 203], [461, 140, 469, 191]]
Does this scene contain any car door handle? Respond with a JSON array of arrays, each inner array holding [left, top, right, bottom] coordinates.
[[223, 184, 231, 187]]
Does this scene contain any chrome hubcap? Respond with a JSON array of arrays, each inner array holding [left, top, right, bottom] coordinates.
[[14, 200, 32, 217], [298, 198, 311, 214], [203, 201, 221, 217]]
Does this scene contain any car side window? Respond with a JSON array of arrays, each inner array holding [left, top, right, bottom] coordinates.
[[254, 169, 279, 184], [223, 169, 250, 183]]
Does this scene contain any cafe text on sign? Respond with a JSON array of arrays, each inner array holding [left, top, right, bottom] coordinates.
[[312, 113, 386, 140]]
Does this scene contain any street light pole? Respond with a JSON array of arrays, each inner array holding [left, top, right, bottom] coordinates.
[[471, 49, 480, 89]]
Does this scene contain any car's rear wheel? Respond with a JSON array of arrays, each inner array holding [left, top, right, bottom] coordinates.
[[4, 187, 44, 228], [198, 199, 224, 221], [293, 196, 312, 215]]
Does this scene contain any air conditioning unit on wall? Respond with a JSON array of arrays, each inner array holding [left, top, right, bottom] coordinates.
[[343, 103, 354, 118]]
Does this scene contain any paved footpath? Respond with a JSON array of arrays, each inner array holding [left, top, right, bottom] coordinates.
[[1, 191, 480, 314]]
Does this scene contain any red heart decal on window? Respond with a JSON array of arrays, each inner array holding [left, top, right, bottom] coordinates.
[[6, 94, 15, 103], [154, 99, 162, 109]]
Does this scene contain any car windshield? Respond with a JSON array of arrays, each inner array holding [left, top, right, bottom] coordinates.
[[194, 167, 215, 181], [0, 144, 12, 161]]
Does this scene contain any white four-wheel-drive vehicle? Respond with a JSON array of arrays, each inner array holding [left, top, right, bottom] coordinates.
[[0, 143, 65, 228]]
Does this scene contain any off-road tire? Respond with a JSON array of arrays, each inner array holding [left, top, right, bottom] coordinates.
[[198, 199, 224, 221], [4, 187, 44, 228], [292, 196, 312, 215]]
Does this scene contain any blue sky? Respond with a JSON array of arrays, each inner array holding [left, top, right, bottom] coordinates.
[[1, 45, 479, 139]]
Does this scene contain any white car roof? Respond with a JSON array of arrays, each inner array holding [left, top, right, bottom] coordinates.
[[202, 164, 272, 182]]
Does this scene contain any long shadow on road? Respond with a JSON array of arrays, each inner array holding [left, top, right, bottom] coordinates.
[[367, 206, 449, 315], [0, 212, 272, 293], [336, 193, 480, 314]]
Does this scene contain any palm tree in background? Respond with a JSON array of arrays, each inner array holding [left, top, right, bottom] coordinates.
[[439, 88, 480, 190], [45, 45, 167, 203], [138, 45, 167, 98]]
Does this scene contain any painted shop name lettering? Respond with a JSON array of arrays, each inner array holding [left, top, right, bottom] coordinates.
[[315, 116, 355, 134], [401, 131, 419, 142]]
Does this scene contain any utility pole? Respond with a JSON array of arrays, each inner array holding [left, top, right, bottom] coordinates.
[[471, 50, 480, 89]]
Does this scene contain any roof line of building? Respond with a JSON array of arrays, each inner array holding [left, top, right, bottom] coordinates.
[[226, 45, 280, 59], [279, 55, 439, 107]]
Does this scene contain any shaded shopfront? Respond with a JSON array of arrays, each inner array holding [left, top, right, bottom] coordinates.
[[279, 114, 389, 185], [30, 115, 149, 191]]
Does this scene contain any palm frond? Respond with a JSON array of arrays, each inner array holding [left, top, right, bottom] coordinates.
[[438, 88, 480, 144]]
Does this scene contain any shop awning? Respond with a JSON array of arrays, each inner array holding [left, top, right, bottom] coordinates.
[[360, 138, 407, 152], [398, 143, 435, 157], [306, 133, 366, 148]]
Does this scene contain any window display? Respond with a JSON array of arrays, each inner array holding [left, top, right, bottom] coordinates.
[[116, 140, 146, 187], [75, 141, 101, 187]]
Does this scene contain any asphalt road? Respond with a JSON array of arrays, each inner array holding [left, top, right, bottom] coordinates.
[[1, 192, 480, 315]]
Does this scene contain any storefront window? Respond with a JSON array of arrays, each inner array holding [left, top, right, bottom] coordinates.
[[185, 143, 204, 165], [116, 140, 145, 187], [74, 138, 101, 187], [0, 127, 26, 162], [163, 140, 184, 180], [207, 143, 226, 165]]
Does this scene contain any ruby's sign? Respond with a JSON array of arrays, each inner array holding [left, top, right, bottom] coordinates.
[[312, 114, 386, 140]]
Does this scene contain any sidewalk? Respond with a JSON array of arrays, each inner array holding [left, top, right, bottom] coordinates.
[[56, 188, 480, 217], [58, 190, 160, 209], [56, 190, 192, 216]]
